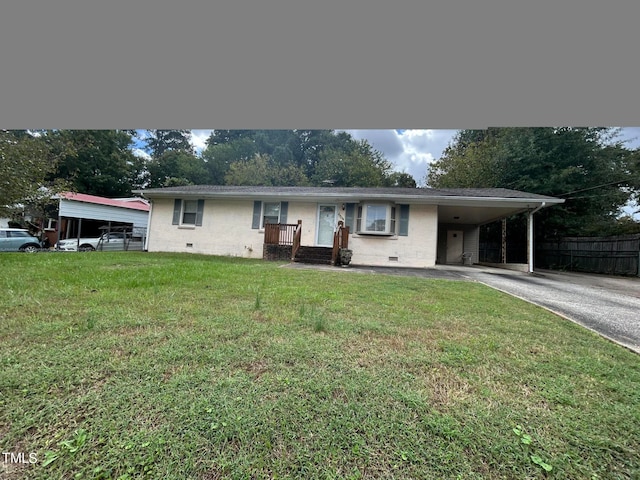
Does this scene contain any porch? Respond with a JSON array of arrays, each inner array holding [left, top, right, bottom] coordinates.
[[262, 220, 351, 266]]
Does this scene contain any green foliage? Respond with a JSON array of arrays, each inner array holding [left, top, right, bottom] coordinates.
[[205, 130, 409, 188], [146, 150, 209, 188], [224, 153, 309, 186], [52, 130, 143, 197], [2, 130, 418, 205], [311, 139, 393, 187], [144, 129, 193, 158], [201, 136, 258, 184], [428, 127, 639, 236], [0, 130, 71, 215], [386, 171, 418, 188], [513, 425, 553, 472]]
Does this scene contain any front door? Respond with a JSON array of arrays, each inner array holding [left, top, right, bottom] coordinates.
[[316, 205, 337, 247], [446, 230, 464, 264]]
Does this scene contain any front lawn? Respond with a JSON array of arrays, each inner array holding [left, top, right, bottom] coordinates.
[[1, 252, 638, 479]]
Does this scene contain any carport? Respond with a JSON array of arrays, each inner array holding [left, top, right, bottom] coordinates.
[[54, 192, 150, 247], [434, 189, 563, 272]]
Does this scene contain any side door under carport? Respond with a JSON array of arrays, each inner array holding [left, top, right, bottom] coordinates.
[[446, 229, 464, 264]]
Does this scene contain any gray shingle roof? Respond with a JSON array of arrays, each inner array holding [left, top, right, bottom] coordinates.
[[134, 185, 562, 202]]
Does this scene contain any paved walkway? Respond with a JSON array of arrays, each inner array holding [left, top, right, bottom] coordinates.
[[284, 262, 640, 354]]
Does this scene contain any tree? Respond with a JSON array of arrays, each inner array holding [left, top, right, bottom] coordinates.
[[224, 153, 309, 186], [311, 139, 393, 187], [201, 136, 259, 184], [0, 130, 70, 216], [385, 172, 417, 188], [146, 150, 210, 188], [144, 130, 193, 158], [427, 127, 637, 236], [201, 130, 398, 187], [52, 130, 142, 197]]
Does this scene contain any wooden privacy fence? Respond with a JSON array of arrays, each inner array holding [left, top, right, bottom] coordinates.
[[537, 233, 640, 276]]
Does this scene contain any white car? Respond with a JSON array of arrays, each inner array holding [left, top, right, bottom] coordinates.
[[57, 232, 142, 252]]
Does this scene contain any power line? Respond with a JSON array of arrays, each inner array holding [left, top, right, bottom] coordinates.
[[559, 179, 632, 197]]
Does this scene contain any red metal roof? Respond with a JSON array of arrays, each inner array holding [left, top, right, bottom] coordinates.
[[61, 192, 150, 212]]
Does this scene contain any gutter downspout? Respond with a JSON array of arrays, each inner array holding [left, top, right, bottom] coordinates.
[[527, 202, 546, 273]]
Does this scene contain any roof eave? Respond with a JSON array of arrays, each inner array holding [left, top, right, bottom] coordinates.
[[134, 189, 563, 207]]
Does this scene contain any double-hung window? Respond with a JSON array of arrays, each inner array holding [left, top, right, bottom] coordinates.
[[172, 199, 204, 227], [262, 202, 281, 227], [182, 200, 198, 225], [252, 201, 289, 229]]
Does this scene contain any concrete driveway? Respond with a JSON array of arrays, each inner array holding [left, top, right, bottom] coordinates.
[[285, 262, 640, 354]]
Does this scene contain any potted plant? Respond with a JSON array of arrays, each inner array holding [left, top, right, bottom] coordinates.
[[338, 248, 353, 267]]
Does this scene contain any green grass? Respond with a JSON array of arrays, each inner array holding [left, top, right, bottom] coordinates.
[[1, 252, 638, 479]]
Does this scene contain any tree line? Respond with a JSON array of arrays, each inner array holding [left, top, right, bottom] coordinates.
[[2, 127, 639, 236], [427, 127, 640, 236], [0, 129, 416, 216]]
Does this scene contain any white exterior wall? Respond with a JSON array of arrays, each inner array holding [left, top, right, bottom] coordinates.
[[348, 204, 438, 268], [147, 199, 439, 267], [147, 198, 321, 258]]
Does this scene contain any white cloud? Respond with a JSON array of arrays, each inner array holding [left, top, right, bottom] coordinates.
[[190, 130, 212, 152], [345, 129, 458, 186], [132, 148, 151, 160]]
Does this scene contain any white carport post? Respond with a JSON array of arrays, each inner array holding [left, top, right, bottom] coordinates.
[[527, 202, 546, 273]]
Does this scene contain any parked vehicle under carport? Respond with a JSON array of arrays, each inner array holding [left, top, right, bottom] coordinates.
[[56, 232, 143, 252]]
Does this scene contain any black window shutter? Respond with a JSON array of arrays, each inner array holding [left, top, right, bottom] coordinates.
[[399, 204, 410, 236], [172, 199, 182, 225], [252, 201, 262, 229], [195, 199, 205, 226], [280, 202, 288, 224], [344, 203, 356, 230]]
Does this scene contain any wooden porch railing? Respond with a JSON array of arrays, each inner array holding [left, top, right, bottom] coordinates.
[[264, 221, 300, 246], [331, 220, 350, 265], [292, 220, 302, 260]]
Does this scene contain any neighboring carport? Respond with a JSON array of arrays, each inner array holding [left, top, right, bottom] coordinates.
[[54, 192, 150, 247], [434, 188, 564, 272]]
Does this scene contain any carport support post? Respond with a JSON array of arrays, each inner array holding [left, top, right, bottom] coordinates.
[[527, 202, 546, 274], [501, 218, 507, 264], [527, 212, 534, 273], [76, 218, 82, 251]]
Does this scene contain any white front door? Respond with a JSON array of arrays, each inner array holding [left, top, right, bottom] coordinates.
[[446, 230, 464, 264], [316, 205, 337, 247]]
